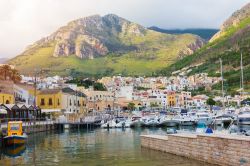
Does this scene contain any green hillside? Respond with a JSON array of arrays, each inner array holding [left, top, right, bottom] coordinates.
[[158, 3, 250, 93], [9, 14, 203, 77]]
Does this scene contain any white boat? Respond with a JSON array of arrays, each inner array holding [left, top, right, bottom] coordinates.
[[143, 116, 159, 127], [101, 120, 117, 128], [237, 111, 250, 125], [130, 116, 145, 127], [176, 115, 196, 126], [159, 116, 179, 127], [196, 112, 213, 125], [213, 114, 233, 126], [115, 119, 131, 128]]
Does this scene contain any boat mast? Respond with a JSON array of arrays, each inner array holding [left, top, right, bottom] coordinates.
[[240, 52, 244, 99], [220, 58, 225, 109]]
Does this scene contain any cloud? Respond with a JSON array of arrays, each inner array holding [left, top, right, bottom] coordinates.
[[0, 0, 249, 58]]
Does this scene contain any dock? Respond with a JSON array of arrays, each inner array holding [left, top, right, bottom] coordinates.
[[141, 133, 250, 166]]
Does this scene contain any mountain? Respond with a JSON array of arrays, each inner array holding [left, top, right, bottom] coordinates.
[[0, 58, 8, 64], [160, 3, 250, 93], [148, 27, 218, 41], [9, 14, 204, 77]]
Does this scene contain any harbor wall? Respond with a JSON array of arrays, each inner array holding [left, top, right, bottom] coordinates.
[[141, 134, 250, 166]]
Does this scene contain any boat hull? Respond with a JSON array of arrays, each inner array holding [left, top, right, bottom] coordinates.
[[4, 135, 27, 146], [179, 121, 195, 126]]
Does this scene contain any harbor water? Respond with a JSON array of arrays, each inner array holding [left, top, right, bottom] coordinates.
[[0, 127, 215, 166]]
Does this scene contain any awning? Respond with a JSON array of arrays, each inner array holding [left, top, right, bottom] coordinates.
[[0, 109, 7, 114], [41, 109, 61, 113], [64, 112, 74, 114]]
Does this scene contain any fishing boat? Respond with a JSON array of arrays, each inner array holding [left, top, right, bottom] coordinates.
[[4, 121, 27, 146]]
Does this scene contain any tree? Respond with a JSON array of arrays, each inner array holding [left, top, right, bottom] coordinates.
[[93, 82, 106, 91], [10, 69, 22, 83], [0, 65, 11, 80], [127, 102, 135, 111], [150, 103, 159, 108], [0, 65, 21, 83], [206, 98, 216, 111]]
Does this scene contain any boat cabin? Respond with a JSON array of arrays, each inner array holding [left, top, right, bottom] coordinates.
[[7, 121, 23, 136]]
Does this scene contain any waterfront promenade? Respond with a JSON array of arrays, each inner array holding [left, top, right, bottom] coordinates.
[[141, 133, 250, 166]]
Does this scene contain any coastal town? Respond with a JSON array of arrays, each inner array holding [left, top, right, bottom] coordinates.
[[1, 1, 250, 166], [0, 64, 236, 120]]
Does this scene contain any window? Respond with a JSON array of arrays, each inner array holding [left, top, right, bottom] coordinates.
[[41, 98, 45, 106], [49, 98, 53, 105], [70, 99, 72, 106], [78, 100, 80, 106], [58, 99, 60, 106]]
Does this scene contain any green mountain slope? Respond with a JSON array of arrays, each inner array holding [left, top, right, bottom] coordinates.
[[9, 14, 204, 77], [159, 3, 250, 93]]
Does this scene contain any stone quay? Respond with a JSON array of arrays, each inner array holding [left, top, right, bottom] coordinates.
[[141, 133, 250, 166]]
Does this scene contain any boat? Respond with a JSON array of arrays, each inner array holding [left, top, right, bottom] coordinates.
[[176, 115, 196, 126], [4, 121, 27, 147], [159, 116, 179, 127], [4, 144, 26, 157], [143, 116, 159, 127], [130, 116, 145, 127], [101, 120, 117, 128], [213, 114, 234, 126], [196, 112, 213, 125], [115, 118, 131, 128], [237, 111, 250, 125]]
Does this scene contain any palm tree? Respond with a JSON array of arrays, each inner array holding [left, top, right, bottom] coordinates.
[[0, 65, 11, 80], [10, 69, 22, 83]]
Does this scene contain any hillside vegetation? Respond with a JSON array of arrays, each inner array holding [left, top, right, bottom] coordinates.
[[9, 14, 204, 77], [158, 3, 250, 93]]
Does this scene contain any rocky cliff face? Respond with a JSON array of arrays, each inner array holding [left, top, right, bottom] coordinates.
[[210, 3, 250, 42], [179, 36, 204, 58], [26, 14, 146, 59], [10, 14, 205, 76], [23, 14, 202, 60]]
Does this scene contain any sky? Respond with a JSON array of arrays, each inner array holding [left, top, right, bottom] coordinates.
[[0, 0, 249, 58]]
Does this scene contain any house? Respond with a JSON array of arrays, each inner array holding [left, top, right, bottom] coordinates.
[[36, 89, 62, 116], [0, 81, 15, 104], [61, 87, 87, 114], [13, 83, 36, 105], [167, 91, 176, 107]]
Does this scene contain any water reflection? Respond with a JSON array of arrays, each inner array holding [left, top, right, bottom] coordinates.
[[3, 145, 26, 158], [0, 128, 214, 166]]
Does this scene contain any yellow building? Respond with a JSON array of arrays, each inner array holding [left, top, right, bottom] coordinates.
[[167, 91, 176, 107], [0, 92, 14, 104], [36, 89, 62, 110], [0, 80, 15, 104]]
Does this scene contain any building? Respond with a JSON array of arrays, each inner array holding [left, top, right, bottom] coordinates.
[[13, 83, 36, 105], [83, 90, 116, 112], [167, 91, 176, 107], [61, 87, 87, 114], [36, 89, 62, 116], [0, 81, 15, 104], [0, 92, 14, 104]]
